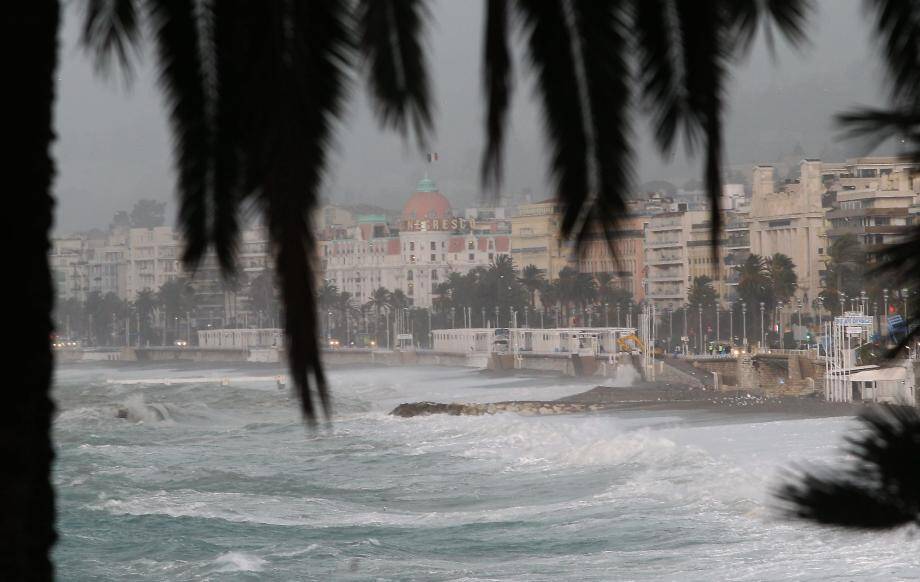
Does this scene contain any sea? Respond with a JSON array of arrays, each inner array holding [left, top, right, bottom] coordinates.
[[53, 364, 920, 581]]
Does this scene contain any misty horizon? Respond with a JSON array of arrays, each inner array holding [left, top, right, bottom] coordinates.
[[53, 0, 893, 234]]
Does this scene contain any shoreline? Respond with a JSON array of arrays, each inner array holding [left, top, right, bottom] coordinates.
[[391, 383, 865, 419]]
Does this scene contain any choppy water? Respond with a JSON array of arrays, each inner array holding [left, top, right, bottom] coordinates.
[[53, 364, 920, 581]]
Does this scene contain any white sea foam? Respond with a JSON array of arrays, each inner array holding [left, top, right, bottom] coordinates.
[[55, 364, 920, 580], [212, 551, 266, 572]]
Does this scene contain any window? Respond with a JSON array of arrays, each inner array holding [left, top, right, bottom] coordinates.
[[431, 254, 436, 262], [467, 240, 474, 250], [407, 270, 414, 281], [430, 241, 437, 250], [410, 254, 416, 263], [468, 253, 475, 261], [431, 270, 438, 281], [410, 242, 416, 251]]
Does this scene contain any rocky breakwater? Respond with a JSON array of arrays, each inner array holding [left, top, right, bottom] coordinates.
[[390, 400, 605, 418]]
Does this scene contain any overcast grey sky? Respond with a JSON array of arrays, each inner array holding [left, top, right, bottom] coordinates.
[[53, 0, 885, 233]]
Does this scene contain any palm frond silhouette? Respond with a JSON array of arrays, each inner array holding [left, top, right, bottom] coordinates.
[[779, 405, 920, 528]]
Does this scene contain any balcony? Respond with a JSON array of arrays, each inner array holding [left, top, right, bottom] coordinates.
[[648, 253, 683, 265], [647, 238, 681, 249], [648, 290, 686, 299], [647, 273, 684, 282], [648, 220, 683, 231]]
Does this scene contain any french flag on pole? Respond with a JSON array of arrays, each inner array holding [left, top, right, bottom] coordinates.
[[427, 152, 439, 163]]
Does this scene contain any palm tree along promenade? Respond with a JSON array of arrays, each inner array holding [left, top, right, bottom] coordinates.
[[54, 159, 918, 360]]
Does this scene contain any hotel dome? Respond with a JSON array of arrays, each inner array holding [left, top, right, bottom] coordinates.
[[402, 177, 452, 220]]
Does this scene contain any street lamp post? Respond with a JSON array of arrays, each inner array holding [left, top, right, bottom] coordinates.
[[742, 302, 747, 347], [524, 305, 529, 327], [698, 304, 703, 354], [616, 303, 622, 327], [682, 305, 688, 355], [729, 304, 733, 347], [777, 303, 784, 348], [494, 306, 500, 328], [759, 301, 765, 348], [715, 304, 720, 344], [884, 288, 890, 341], [604, 302, 609, 327], [668, 308, 673, 353]]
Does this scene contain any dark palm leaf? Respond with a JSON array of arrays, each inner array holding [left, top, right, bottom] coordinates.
[[258, 0, 351, 423], [210, 0, 244, 274], [867, 0, 920, 101], [570, 0, 632, 251], [145, 0, 211, 268], [81, 0, 142, 79], [515, 0, 589, 239], [675, 0, 727, 263], [357, 0, 432, 144], [634, 0, 681, 154], [778, 405, 920, 528], [482, 0, 512, 191]]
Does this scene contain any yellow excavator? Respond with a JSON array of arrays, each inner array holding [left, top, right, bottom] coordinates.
[[616, 334, 645, 353]]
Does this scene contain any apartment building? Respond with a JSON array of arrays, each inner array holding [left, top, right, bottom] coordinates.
[[823, 158, 919, 263], [509, 200, 576, 279], [645, 209, 709, 310], [578, 216, 647, 301]]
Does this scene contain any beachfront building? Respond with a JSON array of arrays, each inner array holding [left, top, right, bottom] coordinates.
[[721, 211, 751, 304], [748, 160, 826, 304], [644, 209, 710, 311], [319, 177, 511, 308], [577, 216, 648, 302], [823, 158, 919, 264], [509, 200, 577, 280]]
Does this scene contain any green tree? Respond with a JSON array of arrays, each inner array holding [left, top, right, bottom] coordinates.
[[519, 264, 545, 308], [539, 280, 561, 324], [133, 289, 158, 346], [129, 198, 166, 228], [247, 271, 279, 326], [820, 234, 865, 315], [157, 279, 196, 341], [767, 253, 798, 305], [317, 280, 340, 309], [736, 254, 772, 308], [366, 287, 392, 345], [687, 276, 718, 309]]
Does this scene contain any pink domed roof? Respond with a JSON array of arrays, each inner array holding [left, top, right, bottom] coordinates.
[[402, 178, 452, 220]]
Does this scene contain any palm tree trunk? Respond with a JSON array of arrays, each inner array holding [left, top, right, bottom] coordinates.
[[6, 1, 59, 579]]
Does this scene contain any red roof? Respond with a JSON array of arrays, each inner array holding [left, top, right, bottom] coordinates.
[[402, 191, 452, 220], [448, 237, 465, 253]]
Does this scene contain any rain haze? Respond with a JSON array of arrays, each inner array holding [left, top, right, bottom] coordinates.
[[20, 0, 920, 579], [55, 0, 882, 232]]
